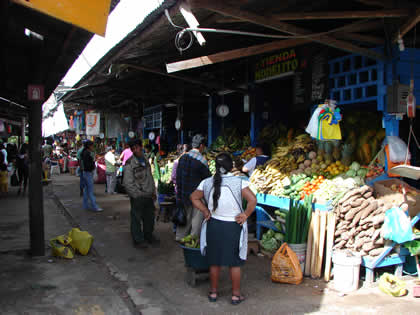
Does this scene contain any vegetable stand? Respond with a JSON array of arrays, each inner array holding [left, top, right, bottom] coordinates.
[[361, 212, 420, 285], [255, 193, 329, 240]]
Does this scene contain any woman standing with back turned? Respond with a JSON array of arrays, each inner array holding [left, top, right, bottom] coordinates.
[[190, 153, 257, 305]]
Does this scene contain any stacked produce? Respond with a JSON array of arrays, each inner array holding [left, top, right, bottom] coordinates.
[[260, 209, 287, 252], [159, 160, 174, 184], [285, 196, 313, 244], [179, 234, 200, 248], [312, 176, 359, 204], [333, 185, 389, 257], [241, 147, 256, 161]]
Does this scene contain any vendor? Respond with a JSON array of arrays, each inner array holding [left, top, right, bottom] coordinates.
[[242, 143, 270, 177]]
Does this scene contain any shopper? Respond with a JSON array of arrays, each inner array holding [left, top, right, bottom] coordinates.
[[123, 139, 159, 247], [190, 153, 257, 305], [242, 143, 271, 176], [77, 141, 86, 196], [119, 143, 133, 167], [0, 142, 8, 166], [81, 140, 103, 212], [0, 149, 8, 195], [175, 134, 211, 241], [16, 143, 29, 196], [170, 144, 191, 233], [105, 146, 117, 194]]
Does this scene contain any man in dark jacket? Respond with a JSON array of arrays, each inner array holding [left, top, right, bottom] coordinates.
[[123, 139, 158, 247], [175, 134, 211, 241], [81, 141, 102, 212]]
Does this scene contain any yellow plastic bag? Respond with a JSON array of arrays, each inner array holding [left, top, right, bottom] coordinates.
[[50, 237, 74, 259], [271, 243, 303, 284], [68, 228, 93, 255], [378, 273, 407, 297]]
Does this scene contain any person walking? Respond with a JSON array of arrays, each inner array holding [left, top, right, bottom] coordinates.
[[81, 140, 103, 212], [175, 134, 211, 241], [0, 142, 8, 166], [190, 153, 257, 305], [16, 143, 29, 196], [123, 139, 159, 247], [105, 146, 117, 194]]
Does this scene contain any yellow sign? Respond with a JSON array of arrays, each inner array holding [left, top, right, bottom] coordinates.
[[13, 0, 112, 36], [255, 49, 299, 81]]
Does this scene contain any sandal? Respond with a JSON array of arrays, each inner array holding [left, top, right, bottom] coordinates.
[[231, 295, 245, 305], [208, 291, 217, 302]]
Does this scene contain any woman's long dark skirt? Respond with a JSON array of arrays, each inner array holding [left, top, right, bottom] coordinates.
[[206, 218, 245, 267]]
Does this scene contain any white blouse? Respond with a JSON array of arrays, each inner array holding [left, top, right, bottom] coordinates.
[[196, 173, 249, 222]]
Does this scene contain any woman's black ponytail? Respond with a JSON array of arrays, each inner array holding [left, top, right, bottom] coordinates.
[[212, 153, 233, 211]]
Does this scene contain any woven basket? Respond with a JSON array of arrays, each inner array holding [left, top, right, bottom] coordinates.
[[271, 243, 303, 284]]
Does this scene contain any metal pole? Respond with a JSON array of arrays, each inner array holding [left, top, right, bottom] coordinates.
[[21, 117, 26, 144], [28, 101, 44, 256]]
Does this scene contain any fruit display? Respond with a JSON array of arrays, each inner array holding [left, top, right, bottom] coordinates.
[[179, 234, 200, 248], [241, 147, 256, 161], [365, 164, 385, 179]]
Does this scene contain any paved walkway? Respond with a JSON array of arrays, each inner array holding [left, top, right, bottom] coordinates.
[[1, 173, 419, 314]]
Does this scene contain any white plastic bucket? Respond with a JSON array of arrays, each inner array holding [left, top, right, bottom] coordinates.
[[288, 243, 307, 272], [332, 251, 362, 293]]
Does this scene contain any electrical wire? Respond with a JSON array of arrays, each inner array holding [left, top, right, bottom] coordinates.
[[165, 9, 372, 53]]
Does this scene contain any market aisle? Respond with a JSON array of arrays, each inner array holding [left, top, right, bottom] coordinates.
[[51, 173, 420, 315], [0, 184, 135, 315]]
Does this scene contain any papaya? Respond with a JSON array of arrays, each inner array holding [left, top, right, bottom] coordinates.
[[361, 143, 372, 164]]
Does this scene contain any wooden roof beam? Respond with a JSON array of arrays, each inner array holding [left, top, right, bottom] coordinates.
[[166, 38, 310, 73], [269, 9, 409, 20], [336, 32, 385, 45], [123, 64, 247, 94], [393, 8, 420, 42], [190, 0, 385, 61]]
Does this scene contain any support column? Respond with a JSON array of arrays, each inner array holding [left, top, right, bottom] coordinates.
[[21, 117, 26, 144], [28, 101, 44, 256]]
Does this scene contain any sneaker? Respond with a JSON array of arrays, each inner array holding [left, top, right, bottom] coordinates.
[[92, 207, 103, 212]]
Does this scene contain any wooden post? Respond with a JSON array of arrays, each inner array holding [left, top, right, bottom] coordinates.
[[304, 216, 314, 277], [316, 211, 327, 278], [28, 100, 45, 256], [311, 210, 320, 278], [324, 212, 336, 282]]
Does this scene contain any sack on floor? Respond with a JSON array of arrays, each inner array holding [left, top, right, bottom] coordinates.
[[68, 228, 93, 255], [50, 235, 74, 259], [271, 243, 303, 284], [378, 273, 407, 297]]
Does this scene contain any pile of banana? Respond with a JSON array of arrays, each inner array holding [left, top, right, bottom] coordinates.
[[250, 155, 299, 194], [289, 134, 315, 157]]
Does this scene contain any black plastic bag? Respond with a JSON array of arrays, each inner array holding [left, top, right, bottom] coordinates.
[[10, 171, 19, 186], [172, 204, 187, 226]]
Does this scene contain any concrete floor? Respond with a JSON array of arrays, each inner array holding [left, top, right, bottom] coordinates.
[[1, 173, 419, 314]]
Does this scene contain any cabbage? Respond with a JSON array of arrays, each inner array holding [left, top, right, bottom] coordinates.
[[353, 176, 364, 186], [346, 170, 356, 177], [261, 238, 279, 252], [350, 162, 360, 171], [274, 233, 285, 241], [357, 168, 368, 178]]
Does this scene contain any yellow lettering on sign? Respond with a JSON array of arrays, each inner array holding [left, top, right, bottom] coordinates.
[[12, 0, 112, 36]]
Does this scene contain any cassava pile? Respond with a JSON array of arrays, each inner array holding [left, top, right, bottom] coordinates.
[[333, 185, 390, 257]]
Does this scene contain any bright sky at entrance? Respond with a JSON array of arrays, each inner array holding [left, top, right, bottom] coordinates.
[[61, 0, 160, 87]]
